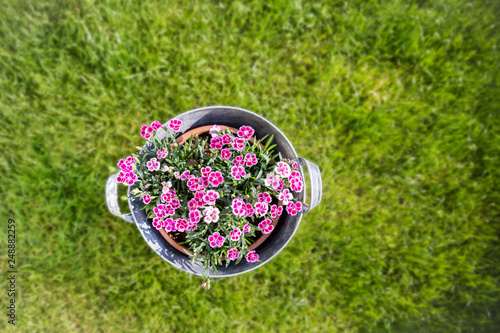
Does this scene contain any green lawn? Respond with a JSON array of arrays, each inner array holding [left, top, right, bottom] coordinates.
[[1, 0, 499, 332]]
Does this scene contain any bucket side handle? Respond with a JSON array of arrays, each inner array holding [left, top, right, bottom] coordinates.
[[106, 172, 134, 223], [298, 158, 322, 213]]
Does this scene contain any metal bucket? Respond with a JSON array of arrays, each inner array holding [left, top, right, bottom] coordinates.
[[106, 106, 322, 277]]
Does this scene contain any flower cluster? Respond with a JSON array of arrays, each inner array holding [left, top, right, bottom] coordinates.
[[115, 119, 304, 285], [141, 120, 164, 139]]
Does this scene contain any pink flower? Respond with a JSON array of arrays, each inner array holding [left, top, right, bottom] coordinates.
[[210, 136, 223, 149], [258, 218, 274, 234], [160, 192, 175, 202], [200, 176, 209, 187], [203, 190, 219, 205], [163, 204, 175, 216], [186, 220, 198, 231], [278, 189, 293, 205], [154, 204, 168, 218], [288, 170, 302, 188], [232, 138, 245, 151], [164, 218, 176, 232], [168, 119, 182, 131], [246, 250, 259, 263], [227, 248, 239, 261], [270, 205, 283, 218], [258, 192, 272, 203], [222, 134, 233, 145], [180, 170, 190, 180], [242, 223, 251, 233], [150, 120, 164, 130], [244, 203, 255, 217], [188, 198, 198, 211], [244, 154, 258, 167], [231, 165, 246, 180], [166, 205, 176, 216], [142, 194, 151, 204], [208, 171, 224, 187], [161, 190, 175, 203], [237, 126, 255, 140], [170, 198, 180, 209], [292, 161, 299, 169], [189, 209, 201, 224], [263, 224, 274, 234], [118, 156, 134, 171], [276, 179, 284, 192], [286, 201, 302, 216], [187, 175, 201, 191], [193, 191, 207, 207], [125, 156, 134, 164], [117, 171, 137, 185], [254, 201, 269, 217], [258, 219, 271, 229], [201, 166, 212, 177], [216, 235, 225, 247], [140, 124, 152, 139], [232, 198, 246, 216], [209, 125, 221, 136], [152, 218, 162, 230], [203, 207, 220, 223], [208, 232, 225, 248], [275, 161, 291, 178], [221, 148, 232, 159], [147, 158, 160, 171], [157, 148, 168, 159], [232, 155, 245, 166], [230, 228, 242, 241], [290, 177, 303, 192], [174, 171, 181, 179], [175, 218, 188, 232]]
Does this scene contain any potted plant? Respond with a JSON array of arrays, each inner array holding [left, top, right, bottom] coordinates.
[[115, 118, 305, 288], [106, 106, 322, 288]]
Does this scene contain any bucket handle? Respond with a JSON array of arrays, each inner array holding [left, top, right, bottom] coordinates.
[[298, 158, 322, 213], [105, 172, 134, 223]]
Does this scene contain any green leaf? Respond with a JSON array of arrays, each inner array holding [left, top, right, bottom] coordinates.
[[263, 134, 274, 150]]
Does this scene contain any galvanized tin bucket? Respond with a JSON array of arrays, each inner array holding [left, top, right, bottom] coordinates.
[[105, 106, 322, 277]]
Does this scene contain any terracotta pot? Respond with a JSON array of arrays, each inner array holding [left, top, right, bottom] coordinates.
[[157, 125, 282, 258]]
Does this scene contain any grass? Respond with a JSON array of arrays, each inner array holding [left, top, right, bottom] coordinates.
[[0, 0, 499, 331]]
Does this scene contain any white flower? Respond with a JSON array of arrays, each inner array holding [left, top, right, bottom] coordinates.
[[278, 189, 293, 205], [209, 125, 221, 137], [275, 161, 291, 178], [264, 172, 275, 187], [264, 172, 281, 189], [203, 207, 220, 223], [161, 181, 172, 193]]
